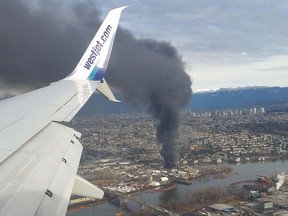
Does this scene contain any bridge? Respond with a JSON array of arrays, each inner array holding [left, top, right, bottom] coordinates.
[[104, 189, 179, 216]]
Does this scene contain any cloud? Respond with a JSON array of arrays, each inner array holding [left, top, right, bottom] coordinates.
[[0, 0, 100, 91], [98, 0, 288, 65], [258, 66, 288, 71]]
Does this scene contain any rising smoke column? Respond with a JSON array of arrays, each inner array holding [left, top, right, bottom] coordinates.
[[0, 0, 192, 168], [107, 36, 192, 168]]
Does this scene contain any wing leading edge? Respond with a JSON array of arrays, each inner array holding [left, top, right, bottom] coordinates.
[[0, 6, 127, 216]]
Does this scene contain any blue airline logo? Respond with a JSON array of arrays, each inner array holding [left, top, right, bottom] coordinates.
[[84, 25, 112, 70]]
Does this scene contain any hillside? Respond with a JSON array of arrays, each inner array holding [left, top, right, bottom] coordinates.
[[189, 86, 288, 111]]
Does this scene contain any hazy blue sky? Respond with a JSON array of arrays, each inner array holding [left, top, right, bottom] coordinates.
[[95, 0, 288, 91]]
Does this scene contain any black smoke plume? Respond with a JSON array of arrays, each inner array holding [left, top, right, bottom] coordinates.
[[0, 0, 101, 91], [0, 0, 192, 168], [107, 36, 192, 168]]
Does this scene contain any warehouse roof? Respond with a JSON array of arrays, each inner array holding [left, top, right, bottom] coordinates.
[[208, 203, 234, 211]]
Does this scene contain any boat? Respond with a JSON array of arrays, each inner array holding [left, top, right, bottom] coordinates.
[[173, 177, 192, 185]]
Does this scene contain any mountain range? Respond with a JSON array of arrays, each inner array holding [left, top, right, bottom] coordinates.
[[76, 86, 288, 116], [189, 86, 288, 111]]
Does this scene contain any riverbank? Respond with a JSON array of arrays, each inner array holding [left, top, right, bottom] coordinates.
[[67, 199, 106, 212], [153, 183, 176, 192], [67, 160, 288, 216], [160, 187, 239, 215], [67, 163, 234, 213]]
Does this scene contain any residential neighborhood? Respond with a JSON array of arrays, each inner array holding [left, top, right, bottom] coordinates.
[[66, 110, 288, 215]]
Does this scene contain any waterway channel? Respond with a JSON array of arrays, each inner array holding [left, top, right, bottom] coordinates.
[[67, 160, 288, 216]]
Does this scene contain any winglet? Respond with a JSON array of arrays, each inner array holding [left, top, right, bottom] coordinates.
[[66, 6, 128, 81]]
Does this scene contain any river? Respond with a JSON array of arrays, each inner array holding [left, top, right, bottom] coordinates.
[[67, 160, 288, 216]]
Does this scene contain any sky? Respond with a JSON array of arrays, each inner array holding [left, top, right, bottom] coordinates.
[[95, 0, 288, 91], [0, 0, 288, 93]]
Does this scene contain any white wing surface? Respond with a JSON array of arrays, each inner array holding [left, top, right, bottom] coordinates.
[[0, 6, 127, 216]]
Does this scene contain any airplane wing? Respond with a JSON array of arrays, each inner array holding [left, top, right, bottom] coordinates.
[[0, 6, 127, 216]]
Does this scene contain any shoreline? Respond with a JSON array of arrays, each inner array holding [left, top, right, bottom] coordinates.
[[67, 182, 177, 212], [67, 199, 106, 212], [67, 164, 234, 212]]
